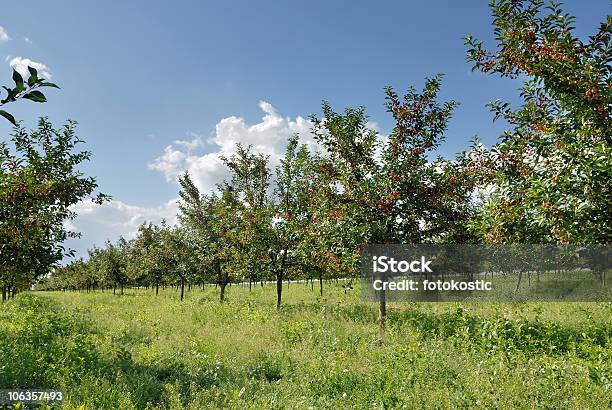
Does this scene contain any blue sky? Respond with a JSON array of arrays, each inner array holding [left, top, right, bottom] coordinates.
[[1, 0, 609, 258]]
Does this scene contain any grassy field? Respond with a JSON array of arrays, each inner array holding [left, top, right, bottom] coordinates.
[[0, 282, 610, 409]]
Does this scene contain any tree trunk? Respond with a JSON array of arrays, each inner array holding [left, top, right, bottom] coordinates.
[[1, 287, 6, 303], [527, 271, 531, 287], [378, 270, 387, 332], [515, 271, 523, 292], [156, 282, 159, 295], [276, 272, 283, 309], [180, 277, 185, 301], [379, 285, 387, 332], [121, 284, 124, 295], [319, 275, 323, 296], [219, 282, 227, 303], [249, 279, 252, 292], [113, 286, 116, 295]]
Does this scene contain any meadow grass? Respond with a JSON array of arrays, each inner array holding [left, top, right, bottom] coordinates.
[[0, 282, 610, 409]]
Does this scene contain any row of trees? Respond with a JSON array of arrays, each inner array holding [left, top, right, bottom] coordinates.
[[41, 73, 480, 315], [4, 2, 611, 325]]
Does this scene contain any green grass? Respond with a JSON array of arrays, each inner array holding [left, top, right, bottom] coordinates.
[[0, 282, 610, 409]]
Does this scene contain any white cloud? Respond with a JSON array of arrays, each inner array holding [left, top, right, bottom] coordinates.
[[9, 56, 52, 79], [64, 198, 179, 259], [149, 100, 317, 193], [149, 145, 188, 182], [0, 26, 9, 42], [24, 37, 32, 44], [174, 132, 203, 150]]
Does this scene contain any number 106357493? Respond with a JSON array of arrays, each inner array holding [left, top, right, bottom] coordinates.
[[0, 389, 64, 405]]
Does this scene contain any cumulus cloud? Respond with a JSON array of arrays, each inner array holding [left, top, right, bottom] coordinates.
[[174, 133, 203, 150], [149, 100, 317, 193], [0, 26, 9, 42], [64, 199, 179, 259], [9, 56, 52, 79], [149, 145, 189, 182]]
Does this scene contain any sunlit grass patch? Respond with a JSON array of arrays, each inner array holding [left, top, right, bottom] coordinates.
[[0, 283, 610, 409]]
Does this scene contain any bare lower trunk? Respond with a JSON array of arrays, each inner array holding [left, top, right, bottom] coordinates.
[[319, 275, 323, 296], [219, 282, 227, 302], [379, 287, 386, 332], [156, 282, 159, 295], [180, 277, 185, 301], [515, 271, 523, 292], [379, 271, 387, 332], [527, 271, 531, 287], [276, 272, 283, 309]]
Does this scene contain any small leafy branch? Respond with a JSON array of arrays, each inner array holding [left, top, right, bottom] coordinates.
[[0, 66, 59, 125]]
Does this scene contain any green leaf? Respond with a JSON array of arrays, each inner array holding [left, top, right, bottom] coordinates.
[[0, 110, 17, 126], [1, 86, 15, 104], [27, 66, 38, 87], [40, 82, 60, 89], [12, 69, 24, 91], [22, 90, 47, 103]]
